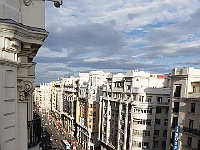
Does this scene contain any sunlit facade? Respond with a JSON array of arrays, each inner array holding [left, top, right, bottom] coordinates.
[[76, 71, 109, 150], [0, 0, 47, 149], [166, 67, 200, 150], [99, 70, 171, 150]]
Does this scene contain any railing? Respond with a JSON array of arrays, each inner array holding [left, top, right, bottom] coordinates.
[[182, 126, 200, 137], [27, 113, 42, 148]]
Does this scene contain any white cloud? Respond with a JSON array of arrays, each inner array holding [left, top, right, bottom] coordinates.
[[35, 0, 200, 84]]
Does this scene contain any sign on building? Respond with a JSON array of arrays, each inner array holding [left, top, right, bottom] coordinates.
[[173, 126, 180, 150]]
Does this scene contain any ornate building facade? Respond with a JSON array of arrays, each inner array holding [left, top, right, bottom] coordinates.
[[99, 70, 171, 150], [0, 0, 48, 149], [166, 67, 200, 150]]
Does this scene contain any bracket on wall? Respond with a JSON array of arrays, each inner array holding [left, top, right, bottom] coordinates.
[[23, 0, 63, 8]]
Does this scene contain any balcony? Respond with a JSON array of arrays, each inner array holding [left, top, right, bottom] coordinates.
[[187, 92, 200, 98], [28, 113, 42, 148], [182, 126, 200, 137], [157, 102, 169, 106], [112, 87, 123, 92]]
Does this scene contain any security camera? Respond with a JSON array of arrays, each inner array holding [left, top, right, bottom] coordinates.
[[53, 0, 62, 8]]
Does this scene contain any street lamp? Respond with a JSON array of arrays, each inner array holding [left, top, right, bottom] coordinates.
[[23, 0, 63, 8]]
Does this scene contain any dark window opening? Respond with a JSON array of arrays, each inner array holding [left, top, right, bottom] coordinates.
[[174, 85, 181, 97], [191, 103, 195, 113]]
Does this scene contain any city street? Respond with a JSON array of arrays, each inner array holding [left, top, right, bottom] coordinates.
[[41, 114, 65, 150]]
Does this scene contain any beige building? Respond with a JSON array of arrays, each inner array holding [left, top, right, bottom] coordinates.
[[0, 0, 48, 150], [34, 83, 52, 113], [99, 70, 171, 150], [76, 71, 109, 150], [166, 67, 200, 150]]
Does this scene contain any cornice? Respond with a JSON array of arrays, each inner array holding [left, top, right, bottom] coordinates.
[[0, 58, 20, 67], [0, 19, 48, 45]]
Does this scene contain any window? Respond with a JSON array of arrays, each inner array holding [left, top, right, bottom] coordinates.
[[191, 103, 195, 113], [146, 119, 151, 125], [146, 96, 152, 102], [157, 97, 162, 102], [172, 117, 178, 127], [155, 119, 161, 125], [162, 141, 166, 149], [156, 107, 161, 113], [174, 85, 181, 97], [154, 130, 159, 137], [173, 102, 179, 113], [166, 108, 169, 114], [198, 140, 200, 149], [167, 97, 170, 102], [93, 112, 96, 116], [164, 119, 168, 126], [93, 118, 96, 123], [189, 119, 194, 130], [143, 142, 149, 148], [143, 130, 150, 137], [193, 86, 196, 92], [153, 141, 158, 148], [127, 85, 131, 90], [163, 130, 167, 137], [115, 82, 122, 87], [139, 96, 144, 102], [187, 137, 192, 146]]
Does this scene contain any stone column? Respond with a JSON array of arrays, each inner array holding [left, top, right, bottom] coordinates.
[[123, 103, 128, 150], [129, 104, 133, 150], [117, 100, 122, 150], [17, 79, 34, 150], [98, 97, 102, 141]]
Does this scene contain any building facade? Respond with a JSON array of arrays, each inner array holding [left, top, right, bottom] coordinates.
[[99, 70, 171, 150], [63, 76, 79, 138], [76, 71, 109, 150], [34, 83, 52, 113], [166, 67, 200, 150], [0, 0, 48, 150]]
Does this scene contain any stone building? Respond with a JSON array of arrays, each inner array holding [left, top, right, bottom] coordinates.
[[76, 71, 109, 150], [0, 0, 48, 149], [166, 67, 200, 150], [99, 70, 171, 150]]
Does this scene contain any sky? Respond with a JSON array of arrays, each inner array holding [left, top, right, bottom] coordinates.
[[34, 0, 200, 84]]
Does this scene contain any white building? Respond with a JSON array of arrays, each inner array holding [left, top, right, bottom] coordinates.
[[166, 67, 200, 150], [99, 70, 171, 150], [0, 0, 48, 150], [34, 83, 52, 112], [76, 71, 110, 150]]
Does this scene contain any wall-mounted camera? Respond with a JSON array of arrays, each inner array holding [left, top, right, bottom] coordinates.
[[53, 0, 63, 8]]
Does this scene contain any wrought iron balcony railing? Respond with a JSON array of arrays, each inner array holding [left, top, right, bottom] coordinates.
[[27, 113, 42, 148], [182, 126, 200, 137]]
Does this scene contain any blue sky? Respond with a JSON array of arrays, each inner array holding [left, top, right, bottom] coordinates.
[[34, 0, 200, 84]]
